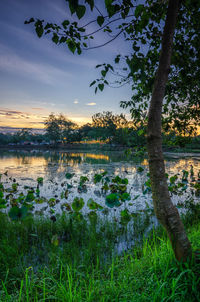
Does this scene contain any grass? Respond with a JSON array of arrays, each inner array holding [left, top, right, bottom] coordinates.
[[0, 213, 199, 302]]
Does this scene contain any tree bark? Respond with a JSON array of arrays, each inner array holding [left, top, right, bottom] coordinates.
[[147, 0, 192, 262]]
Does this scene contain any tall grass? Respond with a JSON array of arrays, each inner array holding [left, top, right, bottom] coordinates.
[[0, 213, 199, 301]]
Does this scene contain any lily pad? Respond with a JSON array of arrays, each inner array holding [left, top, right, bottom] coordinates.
[[65, 173, 74, 179], [72, 197, 84, 212], [120, 192, 131, 201], [25, 192, 35, 203], [87, 198, 103, 210], [37, 177, 43, 184], [120, 209, 131, 225], [105, 193, 121, 208], [48, 198, 56, 207], [61, 202, 72, 211]]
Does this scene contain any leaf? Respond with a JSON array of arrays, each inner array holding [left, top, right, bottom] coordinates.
[[35, 21, 44, 38], [94, 174, 102, 184], [98, 83, 104, 91], [24, 18, 35, 24], [105, 0, 113, 8], [61, 202, 72, 211], [62, 20, 70, 28], [25, 192, 35, 202], [120, 209, 131, 225], [80, 176, 89, 185], [137, 166, 144, 172], [85, 0, 94, 10], [48, 198, 56, 207], [87, 198, 102, 210], [37, 177, 43, 184], [115, 56, 120, 63], [67, 40, 76, 53], [90, 80, 96, 87], [65, 172, 74, 179], [52, 33, 59, 44], [72, 197, 84, 212], [120, 192, 131, 201], [101, 70, 107, 77], [76, 5, 86, 19], [97, 16, 104, 27], [135, 4, 144, 18], [105, 193, 121, 208]]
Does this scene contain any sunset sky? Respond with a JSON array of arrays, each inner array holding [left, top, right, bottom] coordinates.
[[0, 0, 133, 130]]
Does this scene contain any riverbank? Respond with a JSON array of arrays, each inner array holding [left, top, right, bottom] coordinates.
[[0, 142, 200, 154], [0, 213, 199, 301]]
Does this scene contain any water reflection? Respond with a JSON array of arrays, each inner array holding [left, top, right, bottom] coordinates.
[[0, 150, 200, 211]]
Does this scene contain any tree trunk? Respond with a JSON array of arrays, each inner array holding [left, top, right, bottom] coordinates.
[[147, 0, 192, 262]]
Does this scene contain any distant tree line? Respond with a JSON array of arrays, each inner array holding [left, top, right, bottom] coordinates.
[[0, 112, 199, 149]]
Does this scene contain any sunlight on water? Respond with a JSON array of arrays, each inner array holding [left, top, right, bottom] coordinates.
[[0, 150, 200, 220]]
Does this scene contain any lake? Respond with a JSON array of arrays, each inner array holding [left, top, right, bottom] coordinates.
[[0, 149, 200, 218]]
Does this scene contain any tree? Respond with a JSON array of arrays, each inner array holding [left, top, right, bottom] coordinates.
[[92, 111, 128, 143], [13, 128, 33, 143], [26, 0, 200, 261], [44, 113, 77, 144]]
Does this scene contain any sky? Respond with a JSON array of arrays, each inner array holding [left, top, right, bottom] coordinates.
[[0, 0, 134, 130]]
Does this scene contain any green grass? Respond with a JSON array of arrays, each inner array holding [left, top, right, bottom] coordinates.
[[0, 213, 199, 302]]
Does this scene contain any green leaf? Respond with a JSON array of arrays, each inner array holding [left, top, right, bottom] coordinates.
[[101, 70, 107, 77], [25, 192, 35, 202], [120, 209, 131, 225], [98, 83, 104, 91], [67, 40, 76, 53], [87, 198, 102, 210], [80, 176, 89, 185], [62, 20, 70, 28], [97, 16, 104, 27], [137, 166, 144, 172], [115, 56, 120, 63], [37, 177, 43, 184], [72, 197, 84, 212], [76, 5, 86, 19], [52, 33, 59, 44], [35, 22, 44, 38], [105, 193, 121, 208], [90, 80, 96, 87], [135, 4, 144, 18], [24, 17, 35, 24], [48, 198, 56, 207], [61, 202, 72, 211], [120, 192, 131, 201], [65, 172, 74, 179], [85, 0, 94, 10], [105, 0, 113, 8], [94, 174, 102, 184]]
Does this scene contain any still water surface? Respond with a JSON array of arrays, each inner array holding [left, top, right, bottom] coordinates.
[[0, 149, 200, 216]]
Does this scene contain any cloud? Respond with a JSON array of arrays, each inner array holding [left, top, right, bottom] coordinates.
[[86, 102, 96, 106], [74, 99, 79, 104], [0, 45, 72, 85], [0, 22, 100, 69]]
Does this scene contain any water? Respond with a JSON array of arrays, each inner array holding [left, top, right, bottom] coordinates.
[[0, 149, 200, 214], [0, 149, 200, 253]]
